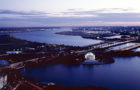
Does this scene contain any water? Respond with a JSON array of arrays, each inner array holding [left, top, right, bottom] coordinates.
[[21, 56, 140, 90], [11, 27, 140, 89], [109, 43, 137, 50], [11, 27, 103, 46], [132, 47, 140, 52], [0, 60, 9, 66]]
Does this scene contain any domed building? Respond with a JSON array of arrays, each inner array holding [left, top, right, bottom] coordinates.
[[83, 52, 100, 65], [85, 52, 95, 60]]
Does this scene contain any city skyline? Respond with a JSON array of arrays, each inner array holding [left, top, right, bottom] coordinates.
[[1, 0, 140, 27]]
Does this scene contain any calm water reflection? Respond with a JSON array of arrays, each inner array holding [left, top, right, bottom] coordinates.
[[11, 28, 103, 46], [21, 56, 140, 90]]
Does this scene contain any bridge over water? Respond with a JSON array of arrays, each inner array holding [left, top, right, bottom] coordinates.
[[0, 39, 138, 70], [75, 40, 136, 53], [121, 43, 140, 51]]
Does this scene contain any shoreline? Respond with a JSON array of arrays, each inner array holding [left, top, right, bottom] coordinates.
[[1, 34, 140, 90], [1, 34, 140, 67]]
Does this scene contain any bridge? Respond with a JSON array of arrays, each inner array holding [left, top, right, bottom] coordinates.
[[121, 43, 140, 51], [74, 40, 136, 53], [0, 40, 137, 70], [83, 40, 135, 49]]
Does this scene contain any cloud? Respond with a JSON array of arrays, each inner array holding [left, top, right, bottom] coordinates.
[[63, 8, 135, 15], [0, 8, 140, 26], [0, 9, 48, 15]]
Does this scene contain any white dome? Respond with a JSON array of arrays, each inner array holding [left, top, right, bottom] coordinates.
[[85, 52, 95, 60]]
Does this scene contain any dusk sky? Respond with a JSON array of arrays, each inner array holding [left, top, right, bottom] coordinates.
[[1, 0, 140, 27]]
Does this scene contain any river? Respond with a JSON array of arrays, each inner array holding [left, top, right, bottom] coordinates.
[[11, 27, 103, 46], [20, 56, 140, 90], [11, 27, 140, 90]]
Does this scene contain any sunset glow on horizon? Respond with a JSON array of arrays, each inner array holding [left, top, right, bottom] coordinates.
[[1, 0, 140, 27]]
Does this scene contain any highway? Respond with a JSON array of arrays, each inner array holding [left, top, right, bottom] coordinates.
[[13, 80, 43, 90]]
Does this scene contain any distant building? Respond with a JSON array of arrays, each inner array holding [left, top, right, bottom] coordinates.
[[85, 30, 111, 34], [6, 51, 22, 54], [25, 47, 35, 50], [104, 35, 121, 39], [83, 52, 100, 65], [0, 74, 7, 89]]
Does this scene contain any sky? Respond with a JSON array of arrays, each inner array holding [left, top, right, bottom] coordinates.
[[1, 0, 140, 27]]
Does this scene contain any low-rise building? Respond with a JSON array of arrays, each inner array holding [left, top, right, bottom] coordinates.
[[6, 51, 22, 54], [0, 74, 7, 89]]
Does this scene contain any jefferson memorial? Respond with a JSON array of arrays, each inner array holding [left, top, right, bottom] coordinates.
[[83, 52, 100, 64]]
